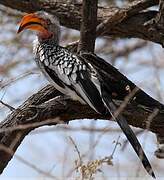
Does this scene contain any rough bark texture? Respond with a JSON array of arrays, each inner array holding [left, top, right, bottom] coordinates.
[[0, 0, 164, 45], [78, 0, 98, 52], [0, 53, 164, 174], [0, 0, 164, 175], [0, 84, 164, 174]]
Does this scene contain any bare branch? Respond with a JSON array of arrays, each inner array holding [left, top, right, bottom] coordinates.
[[0, 100, 15, 111], [0, 0, 162, 45], [69, 136, 82, 165], [78, 0, 98, 52], [0, 81, 164, 174], [0, 144, 57, 179]]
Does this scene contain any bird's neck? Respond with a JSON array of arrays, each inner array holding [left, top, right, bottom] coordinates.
[[38, 36, 59, 45], [33, 37, 59, 55]]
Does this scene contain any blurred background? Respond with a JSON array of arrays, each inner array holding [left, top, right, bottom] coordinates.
[[0, 0, 164, 179]]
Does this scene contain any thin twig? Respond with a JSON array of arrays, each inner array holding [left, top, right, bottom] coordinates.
[[136, 107, 159, 177], [0, 71, 38, 89], [0, 117, 63, 134], [69, 136, 82, 165], [113, 86, 139, 119], [0, 100, 15, 111], [111, 135, 121, 158], [31, 126, 120, 135], [0, 144, 57, 179]]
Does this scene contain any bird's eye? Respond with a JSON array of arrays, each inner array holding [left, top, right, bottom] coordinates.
[[46, 19, 51, 25]]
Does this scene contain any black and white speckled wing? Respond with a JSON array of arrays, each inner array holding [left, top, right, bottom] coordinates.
[[35, 42, 106, 114], [48, 53, 107, 114]]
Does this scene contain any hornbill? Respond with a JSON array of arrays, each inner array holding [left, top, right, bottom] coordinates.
[[17, 11, 156, 178]]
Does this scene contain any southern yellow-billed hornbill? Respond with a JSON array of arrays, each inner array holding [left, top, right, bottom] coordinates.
[[17, 11, 155, 178]]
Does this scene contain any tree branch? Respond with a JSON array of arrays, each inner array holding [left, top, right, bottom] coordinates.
[[0, 0, 163, 45], [96, 0, 159, 36], [0, 84, 164, 174], [78, 0, 98, 52], [0, 54, 164, 173]]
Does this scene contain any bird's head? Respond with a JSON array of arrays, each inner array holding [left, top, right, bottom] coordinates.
[[17, 11, 60, 43]]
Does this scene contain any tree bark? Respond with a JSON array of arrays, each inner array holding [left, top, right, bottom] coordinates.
[[78, 0, 98, 52], [0, 58, 164, 173], [0, 0, 163, 45]]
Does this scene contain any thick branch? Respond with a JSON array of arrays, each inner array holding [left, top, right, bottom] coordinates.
[[0, 84, 164, 174], [0, 54, 164, 174], [78, 0, 98, 52], [0, 0, 163, 45]]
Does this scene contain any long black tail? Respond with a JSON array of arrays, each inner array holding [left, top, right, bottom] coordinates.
[[102, 91, 155, 178]]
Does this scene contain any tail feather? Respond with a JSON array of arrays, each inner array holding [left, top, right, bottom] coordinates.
[[102, 91, 155, 178]]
